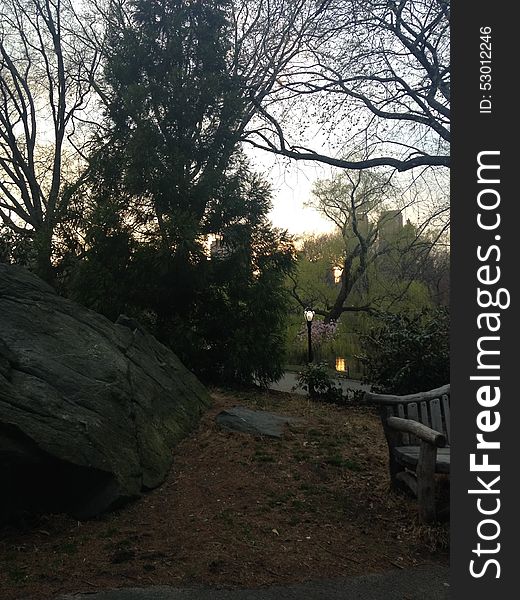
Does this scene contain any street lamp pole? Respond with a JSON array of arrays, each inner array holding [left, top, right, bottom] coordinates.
[[304, 308, 315, 363]]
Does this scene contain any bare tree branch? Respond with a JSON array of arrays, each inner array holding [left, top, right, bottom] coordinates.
[[0, 0, 100, 280], [242, 0, 450, 173]]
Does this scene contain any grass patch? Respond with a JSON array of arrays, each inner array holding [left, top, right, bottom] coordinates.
[[324, 455, 345, 467], [7, 568, 27, 584], [344, 458, 364, 472], [292, 451, 310, 462], [322, 455, 363, 471], [290, 499, 306, 511], [218, 508, 235, 528], [98, 527, 119, 539], [267, 491, 295, 507], [53, 542, 78, 556], [252, 452, 275, 463]]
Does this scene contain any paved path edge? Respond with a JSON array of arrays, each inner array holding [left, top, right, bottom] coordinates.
[[57, 564, 450, 600]]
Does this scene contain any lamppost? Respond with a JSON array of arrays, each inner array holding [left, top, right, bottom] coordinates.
[[304, 308, 315, 363]]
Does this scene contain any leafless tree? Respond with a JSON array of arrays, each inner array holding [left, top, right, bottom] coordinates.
[[243, 0, 450, 172], [291, 168, 446, 322], [0, 0, 100, 281]]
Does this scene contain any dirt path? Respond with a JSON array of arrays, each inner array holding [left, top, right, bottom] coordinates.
[[0, 388, 449, 600]]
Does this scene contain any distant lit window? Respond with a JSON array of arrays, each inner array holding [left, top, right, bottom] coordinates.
[[335, 357, 346, 372]]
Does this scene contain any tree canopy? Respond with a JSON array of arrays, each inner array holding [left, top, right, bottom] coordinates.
[[244, 0, 450, 172], [62, 0, 296, 384]]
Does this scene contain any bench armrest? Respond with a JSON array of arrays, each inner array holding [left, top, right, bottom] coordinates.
[[364, 384, 450, 405], [387, 416, 446, 447]]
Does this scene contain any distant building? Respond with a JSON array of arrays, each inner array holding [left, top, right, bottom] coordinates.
[[209, 237, 232, 260], [376, 210, 405, 277], [325, 265, 343, 287], [355, 212, 369, 237], [378, 210, 403, 242]]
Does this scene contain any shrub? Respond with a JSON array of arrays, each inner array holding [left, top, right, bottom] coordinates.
[[295, 362, 345, 404], [359, 307, 449, 395]]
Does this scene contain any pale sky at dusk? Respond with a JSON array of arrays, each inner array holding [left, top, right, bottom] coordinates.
[[247, 147, 336, 236]]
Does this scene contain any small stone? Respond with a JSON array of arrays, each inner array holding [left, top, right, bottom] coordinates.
[[215, 407, 304, 438]]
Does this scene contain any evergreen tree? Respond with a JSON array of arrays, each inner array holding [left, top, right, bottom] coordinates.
[[97, 0, 244, 251], [68, 1, 295, 384]]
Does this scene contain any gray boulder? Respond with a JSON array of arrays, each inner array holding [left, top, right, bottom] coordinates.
[[0, 264, 211, 520]]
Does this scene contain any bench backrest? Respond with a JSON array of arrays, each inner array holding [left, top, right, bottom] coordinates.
[[365, 384, 450, 448]]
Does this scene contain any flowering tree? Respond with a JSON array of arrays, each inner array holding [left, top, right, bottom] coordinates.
[[298, 319, 338, 347]]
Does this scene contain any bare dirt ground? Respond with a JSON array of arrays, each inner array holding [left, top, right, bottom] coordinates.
[[0, 388, 449, 600]]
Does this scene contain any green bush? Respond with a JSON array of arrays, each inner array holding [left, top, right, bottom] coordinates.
[[295, 362, 345, 403], [359, 307, 450, 395]]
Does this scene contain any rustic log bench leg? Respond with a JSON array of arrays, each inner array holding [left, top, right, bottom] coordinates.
[[395, 469, 418, 496], [417, 440, 437, 523], [389, 455, 405, 491], [390, 458, 415, 495]]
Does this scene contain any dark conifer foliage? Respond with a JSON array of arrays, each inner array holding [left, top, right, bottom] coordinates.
[[67, 0, 295, 384]]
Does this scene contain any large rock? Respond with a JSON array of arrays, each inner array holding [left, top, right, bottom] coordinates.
[[0, 264, 211, 520]]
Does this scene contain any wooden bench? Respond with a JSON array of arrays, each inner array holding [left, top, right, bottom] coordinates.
[[364, 384, 450, 523]]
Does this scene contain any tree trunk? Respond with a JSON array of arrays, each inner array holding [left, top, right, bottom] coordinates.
[[34, 225, 55, 285], [325, 266, 353, 323]]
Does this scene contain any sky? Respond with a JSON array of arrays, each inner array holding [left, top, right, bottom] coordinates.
[[246, 147, 337, 237], [248, 142, 450, 241]]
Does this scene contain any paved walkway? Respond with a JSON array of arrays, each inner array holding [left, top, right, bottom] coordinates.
[[57, 565, 449, 599], [269, 372, 371, 396]]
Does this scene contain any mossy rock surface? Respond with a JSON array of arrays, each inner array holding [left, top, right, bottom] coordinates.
[[0, 264, 211, 519]]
